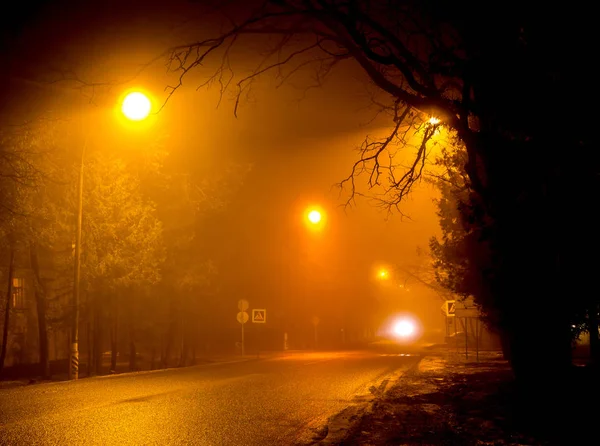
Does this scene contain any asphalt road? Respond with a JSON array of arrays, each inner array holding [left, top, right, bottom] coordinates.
[[0, 350, 419, 446]]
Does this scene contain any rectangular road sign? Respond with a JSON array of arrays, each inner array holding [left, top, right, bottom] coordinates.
[[455, 296, 479, 318], [252, 309, 266, 323], [455, 307, 480, 318]]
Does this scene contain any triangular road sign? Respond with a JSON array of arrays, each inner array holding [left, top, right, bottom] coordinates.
[[252, 309, 266, 323]]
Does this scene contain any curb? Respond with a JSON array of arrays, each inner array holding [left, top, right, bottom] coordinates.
[[0, 380, 31, 390], [0, 355, 256, 389], [0, 351, 324, 389], [315, 356, 424, 445]]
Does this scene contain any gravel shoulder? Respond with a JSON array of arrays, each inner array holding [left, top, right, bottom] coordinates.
[[340, 351, 564, 446]]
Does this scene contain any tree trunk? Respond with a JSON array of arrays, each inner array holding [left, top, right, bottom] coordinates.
[[589, 303, 600, 365], [478, 137, 572, 390], [159, 333, 164, 367], [128, 296, 137, 372], [129, 337, 137, 371], [94, 297, 103, 376], [179, 340, 188, 367], [163, 298, 178, 368], [87, 319, 93, 377], [163, 323, 174, 368], [29, 242, 50, 379], [191, 335, 197, 366], [507, 310, 572, 390], [0, 247, 15, 376], [110, 295, 118, 373], [179, 316, 188, 367], [499, 331, 512, 361]]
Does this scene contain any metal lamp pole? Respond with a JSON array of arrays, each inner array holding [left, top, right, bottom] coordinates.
[[70, 138, 86, 380], [68, 90, 152, 380]]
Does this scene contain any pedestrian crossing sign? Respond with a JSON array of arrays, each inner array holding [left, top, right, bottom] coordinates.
[[252, 309, 266, 323]]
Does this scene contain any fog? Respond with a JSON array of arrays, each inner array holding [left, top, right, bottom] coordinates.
[[1, 0, 446, 368]]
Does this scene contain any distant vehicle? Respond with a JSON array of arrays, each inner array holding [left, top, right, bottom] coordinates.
[[367, 313, 431, 353]]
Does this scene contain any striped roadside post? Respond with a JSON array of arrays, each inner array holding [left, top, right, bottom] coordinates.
[[70, 343, 79, 380]]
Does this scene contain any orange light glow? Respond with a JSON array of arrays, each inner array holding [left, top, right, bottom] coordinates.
[[121, 92, 152, 121], [307, 210, 322, 224], [393, 319, 415, 337], [378, 312, 423, 343], [428, 116, 440, 125], [378, 269, 389, 279]]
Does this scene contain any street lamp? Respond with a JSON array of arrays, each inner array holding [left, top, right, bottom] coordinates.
[[307, 210, 322, 224], [70, 90, 152, 380], [121, 92, 152, 121], [378, 269, 389, 280], [304, 206, 326, 231]]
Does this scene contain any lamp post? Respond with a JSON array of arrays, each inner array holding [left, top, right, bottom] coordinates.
[[69, 91, 152, 380], [304, 206, 326, 348]]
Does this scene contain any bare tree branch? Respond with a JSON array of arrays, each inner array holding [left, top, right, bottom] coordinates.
[[152, 1, 482, 212]]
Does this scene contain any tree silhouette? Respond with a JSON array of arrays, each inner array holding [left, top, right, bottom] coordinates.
[[157, 0, 595, 385]]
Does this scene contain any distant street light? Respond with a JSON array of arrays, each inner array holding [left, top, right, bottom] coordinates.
[[378, 268, 389, 280], [304, 206, 326, 231], [70, 89, 153, 380]]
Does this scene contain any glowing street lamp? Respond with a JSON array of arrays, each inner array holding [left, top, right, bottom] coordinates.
[[121, 91, 152, 121], [378, 268, 389, 280], [70, 90, 153, 380], [307, 209, 322, 224], [304, 206, 326, 231]]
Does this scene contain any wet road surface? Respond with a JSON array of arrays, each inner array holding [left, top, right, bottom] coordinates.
[[0, 350, 419, 445]]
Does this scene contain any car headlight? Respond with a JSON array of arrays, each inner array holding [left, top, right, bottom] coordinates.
[[393, 319, 415, 338]]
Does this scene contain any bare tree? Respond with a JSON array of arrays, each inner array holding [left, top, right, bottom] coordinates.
[[393, 257, 456, 303], [150, 0, 595, 384], [160, 1, 472, 208], [0, 123, 53, 378]]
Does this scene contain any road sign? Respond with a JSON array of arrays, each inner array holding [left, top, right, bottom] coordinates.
[[455, 307, 480, 318], [237, 307, 249, 357], [455, 297, 479, 318], [237, 311, 249, 324], [252, 309, 266, 323], [447, 301, 455, 315], [442, 300, 456, 317]]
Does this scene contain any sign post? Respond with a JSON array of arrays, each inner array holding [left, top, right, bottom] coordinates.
[[455, 297, 479, 360], [464, 317, 468, 359], [474, 318, 480, 362], [441, 300, 456, 338], [237, 300, 249, 356], [252, 309, 266, 358]]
